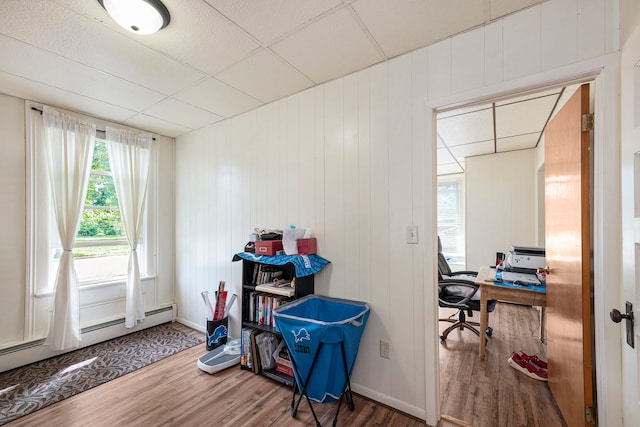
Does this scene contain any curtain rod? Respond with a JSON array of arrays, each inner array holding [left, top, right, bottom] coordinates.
[[30, 107, 156, 141]]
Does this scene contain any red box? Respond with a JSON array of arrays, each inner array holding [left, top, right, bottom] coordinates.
[[297, 238, 317, 254], [255, 240, 283, 256]]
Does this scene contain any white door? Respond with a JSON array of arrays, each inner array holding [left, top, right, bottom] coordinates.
[[620, 24, 640, 425]]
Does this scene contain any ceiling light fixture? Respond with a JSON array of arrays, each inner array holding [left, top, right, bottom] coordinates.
[[98, 0, 170, 35]]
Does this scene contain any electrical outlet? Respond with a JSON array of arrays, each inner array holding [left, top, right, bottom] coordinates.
[[406, 226, 418, 244], [380, 340, 391, 359]]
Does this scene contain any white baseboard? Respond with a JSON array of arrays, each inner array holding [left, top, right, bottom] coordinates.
[[0, 305, 176, 373], [351, 383, 426, 421]]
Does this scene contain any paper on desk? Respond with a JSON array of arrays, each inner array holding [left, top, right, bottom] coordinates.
[[283, 228, 306, 255]]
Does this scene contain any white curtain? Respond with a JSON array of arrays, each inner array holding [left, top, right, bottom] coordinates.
[[106, 126, 152, 328], [42, 106, 96, 350]]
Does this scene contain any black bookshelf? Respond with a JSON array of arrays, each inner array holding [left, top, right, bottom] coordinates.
[[233, 252, 328, 386]]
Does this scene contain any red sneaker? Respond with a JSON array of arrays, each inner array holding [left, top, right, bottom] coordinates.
[[508, 353, 548, 381], [519, 352, 548, 370]]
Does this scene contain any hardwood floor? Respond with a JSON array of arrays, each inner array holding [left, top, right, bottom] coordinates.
[[6, 323, 423, 427], [438, 302, 567, 427], [6, 303, 566, 427]]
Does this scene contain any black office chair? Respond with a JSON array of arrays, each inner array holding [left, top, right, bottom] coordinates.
[[437, 236, 496, 341]]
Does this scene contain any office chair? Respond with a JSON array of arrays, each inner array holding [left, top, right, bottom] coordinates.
[[437, 236, 496, 341]]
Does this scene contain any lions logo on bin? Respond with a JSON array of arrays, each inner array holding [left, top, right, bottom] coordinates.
[[292, 328, 311, 354], [208, 324, 228, 346]]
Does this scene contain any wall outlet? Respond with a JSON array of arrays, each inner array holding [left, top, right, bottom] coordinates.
[[406, 226, 418, 244], [380, 339, 391, 359]]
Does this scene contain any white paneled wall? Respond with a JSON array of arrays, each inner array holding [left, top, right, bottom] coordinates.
[[175, 0, 614, 421]]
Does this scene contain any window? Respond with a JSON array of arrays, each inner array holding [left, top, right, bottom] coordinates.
[[50, 140, 136, 284], [437, 174, 465, 270], [28, 107, 154, 295]]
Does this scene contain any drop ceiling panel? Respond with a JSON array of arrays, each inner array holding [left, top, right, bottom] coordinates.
[[124, 114, 191, 138], [496, 133, 540, 152], [437, 148, 456, 164], [129, 2, 260, 75], [351, 0, 433, 58], [423, 0, 488, 49], [205, 0, 343, 44], [495, 95, 557, 138], [0, 36, 165, 111], [215, 49, 314, 103], [437, 108, 494, 146], [489, 0, 543, 20], [143, 98, 224, 129], [0, 0, 205, 95], [438, 162, 464, 175], [449, 140, 495, 160], [174, 77, 263, 119], [0, 70, 137, 123], [271, 7, 384, 84]]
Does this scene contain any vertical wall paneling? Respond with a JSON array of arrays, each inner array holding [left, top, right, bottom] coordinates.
[[451, 26, 485, 94], [343, 73, 360, 302], [171, 0, 621, 420], [388, 54, 415, 404], [298, 88, 317, 230], [368, 61, 391, 396], [503, 5, 542, 81], [541, 0, 578, 71], [323, 79, 346, 298], [578, 0, 606, 61], [484, 20, 504, 86], [411, 47, 428, 406], [427, 39, 452, 101]]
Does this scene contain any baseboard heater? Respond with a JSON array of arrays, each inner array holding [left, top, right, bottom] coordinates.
[[0, 306, 174, 358]]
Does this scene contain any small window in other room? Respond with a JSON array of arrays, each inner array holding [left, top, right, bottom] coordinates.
[[437, 174, 465, 270]]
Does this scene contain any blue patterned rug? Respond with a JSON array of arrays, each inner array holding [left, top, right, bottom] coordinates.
[[0, 323, 204, 425]]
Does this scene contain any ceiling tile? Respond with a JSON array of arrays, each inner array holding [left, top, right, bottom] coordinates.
[[495, 95, 557, 138], [205, 0, 343, 44], [0, 70, 137, 123], [174, 77, 263, 118], [496, 133, 540, 152], [352, 0, 484, 59], [449, 140, 495, 160], [0, 36, 165, 111], [123, 114, 191, 138], [437, 147, 456, 164], [130, 1, 260, 75], [271, 7, 384, 84], [143, 98, 224, 129], [438, 163, 465, 175], [215, 49, 314, 103], [437, 108, 494, 146], [490, 0, 543, 20], [0, 0, 205, 95]]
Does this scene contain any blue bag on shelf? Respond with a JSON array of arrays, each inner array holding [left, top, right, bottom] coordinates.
[[273, 295, 370, 403]]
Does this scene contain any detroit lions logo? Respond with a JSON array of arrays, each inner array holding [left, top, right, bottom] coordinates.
[[292, 328, 310, 343], [208, 324, 228, 346]]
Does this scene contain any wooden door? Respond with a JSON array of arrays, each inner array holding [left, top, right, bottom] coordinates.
[[544, 83, 594, 427]]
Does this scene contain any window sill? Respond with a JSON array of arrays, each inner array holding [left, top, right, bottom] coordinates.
[[34, 275, 156, 298]]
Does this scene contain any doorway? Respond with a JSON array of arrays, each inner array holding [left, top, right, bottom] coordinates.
[[435, 83, 594, 426]]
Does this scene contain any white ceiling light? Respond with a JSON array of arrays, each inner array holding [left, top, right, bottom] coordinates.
[[98, 0, 170, 35]]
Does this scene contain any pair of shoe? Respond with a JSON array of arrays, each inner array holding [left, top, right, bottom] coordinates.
[[508, 351, 548, 381]]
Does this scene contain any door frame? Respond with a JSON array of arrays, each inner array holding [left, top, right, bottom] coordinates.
[[424, 52, 622, 426]]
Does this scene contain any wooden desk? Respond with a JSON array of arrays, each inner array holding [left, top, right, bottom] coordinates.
[[476, 266, 546, 359]]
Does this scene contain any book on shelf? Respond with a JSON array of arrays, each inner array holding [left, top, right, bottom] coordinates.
[[241, 327, 254, 370], [255, 283, 295, 297], [249, 329, 261, 373]]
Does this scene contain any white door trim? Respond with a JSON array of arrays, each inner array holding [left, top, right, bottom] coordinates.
[[424, 51, 622, 427]]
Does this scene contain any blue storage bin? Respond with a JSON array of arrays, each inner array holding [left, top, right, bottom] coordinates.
[[273, 295, 370, 403]]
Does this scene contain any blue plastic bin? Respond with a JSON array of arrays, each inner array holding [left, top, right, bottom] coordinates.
[[273, 295, 370, 403]]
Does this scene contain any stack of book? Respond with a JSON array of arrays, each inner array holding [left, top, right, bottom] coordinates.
[[248, 292, 288, 326]]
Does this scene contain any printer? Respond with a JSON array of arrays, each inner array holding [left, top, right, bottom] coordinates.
[[505, 246, 545, 274]]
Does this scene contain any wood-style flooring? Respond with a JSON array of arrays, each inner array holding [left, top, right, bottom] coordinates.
[[5, 323, 423, 427], [438, 302, 567, 427], [6, 302, 566, 427]]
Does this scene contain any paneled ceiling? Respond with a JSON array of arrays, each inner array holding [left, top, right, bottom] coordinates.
[[437, 84, 579, 175], [1, 0, 547, 150]]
